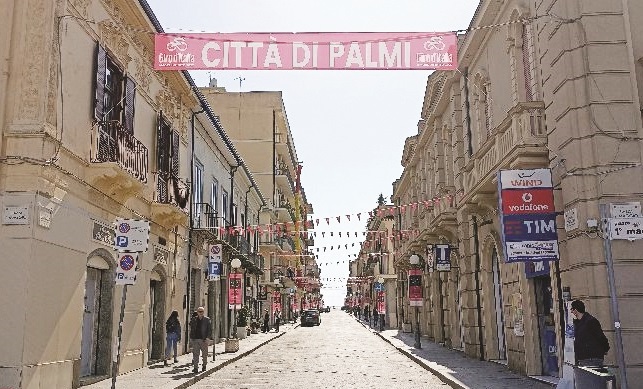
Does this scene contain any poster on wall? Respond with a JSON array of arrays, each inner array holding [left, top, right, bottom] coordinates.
[[498, 169, 560, 263], [512, 293, 525, 337]]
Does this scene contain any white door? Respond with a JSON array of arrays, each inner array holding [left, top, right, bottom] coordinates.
[[492, 249, 506, 359], [81, 268, 101, 376]]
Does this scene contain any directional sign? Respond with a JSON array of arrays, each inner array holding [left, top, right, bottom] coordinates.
[[113, 218, 150, 252], [115, 253, 138, 285]]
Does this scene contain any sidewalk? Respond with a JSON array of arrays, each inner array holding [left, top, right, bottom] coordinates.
[[355, 317, 555, 389], [84, 322, 299, 389]]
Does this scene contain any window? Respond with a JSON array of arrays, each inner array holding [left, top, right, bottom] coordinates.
[[193, 160, 204, 218], [156, 113, 182, 204], [232, 203, 238, 226], [211, 179, 219, 227], [94, 45, 135, 131], [222, 190, 229, 226]]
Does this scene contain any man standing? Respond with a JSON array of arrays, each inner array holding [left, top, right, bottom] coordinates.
[[262, 309, 270, 333], [274, 309, 281, 332], [571, 300, 610, 367], [189, 307, 212, 373]]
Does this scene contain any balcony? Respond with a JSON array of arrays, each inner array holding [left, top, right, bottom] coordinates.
[[89, 121, 148, 202], [275, 164, 296, 194], [151, 173, 189, 228], [192, 202, 221, 241], [461, 102, 548, 199]]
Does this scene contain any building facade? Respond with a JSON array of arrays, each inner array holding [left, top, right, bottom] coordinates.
[[392, 0, 643, 385], [200, 87, 318, 325], [0, 0, 268, 388]]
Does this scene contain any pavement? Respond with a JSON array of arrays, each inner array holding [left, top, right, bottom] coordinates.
[[353, 316, 556, 389], [84, 315, 556, 389], [83, 322, 299, 389]]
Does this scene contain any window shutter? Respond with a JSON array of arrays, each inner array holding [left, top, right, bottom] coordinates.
[[94, 45, 107, 121], [156, 111, 171, 174], [171, 130, 180, 178], [123, 76, 136, 133]]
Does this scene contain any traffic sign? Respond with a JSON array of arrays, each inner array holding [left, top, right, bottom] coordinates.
[[115, 253, 138, 285], [113, 218, 150, 252]]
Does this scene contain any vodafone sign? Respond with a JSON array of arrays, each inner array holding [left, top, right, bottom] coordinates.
[[498, 169, 560, 263], [501, 189, 555, 215]]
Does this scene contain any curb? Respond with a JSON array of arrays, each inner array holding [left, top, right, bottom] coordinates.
[[174, 324, 299, 389]]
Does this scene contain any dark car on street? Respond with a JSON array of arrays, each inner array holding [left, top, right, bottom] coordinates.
[[300, 309, 321, 326]]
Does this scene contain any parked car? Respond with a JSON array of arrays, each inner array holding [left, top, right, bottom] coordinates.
[[301, 309, 321, 326]]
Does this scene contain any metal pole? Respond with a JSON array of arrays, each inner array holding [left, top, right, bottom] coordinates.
[[600, 204, 628, 389], [111, 284, 128, 389], [414, 305, 421, 349]]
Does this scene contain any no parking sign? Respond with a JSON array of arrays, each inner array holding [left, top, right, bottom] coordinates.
[[115, 253, 138, 285]]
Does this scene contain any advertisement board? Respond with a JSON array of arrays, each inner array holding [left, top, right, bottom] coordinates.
[[408, 269, 423, 307], [228, 272, 243, 309], [498, 169, 560, 263]]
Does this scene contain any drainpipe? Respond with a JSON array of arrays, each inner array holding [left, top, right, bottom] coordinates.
[[472, 216, 485, 360], [229, 165, 239, 227], [185, 108, 205, 352], [463, 67, 473, 157]]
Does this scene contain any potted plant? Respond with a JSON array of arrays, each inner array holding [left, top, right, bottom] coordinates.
[[236, 305, 249, 339]]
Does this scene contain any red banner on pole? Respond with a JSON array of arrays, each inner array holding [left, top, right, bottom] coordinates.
[[272, 291, 282, 313], [408, 269, 423, 307], [228, 272, 243, 309], [154, 32, 457, 71], [377, 291, 386, 313]]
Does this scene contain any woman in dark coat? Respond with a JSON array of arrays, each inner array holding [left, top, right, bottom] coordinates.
[[164, 310, 181, 366]]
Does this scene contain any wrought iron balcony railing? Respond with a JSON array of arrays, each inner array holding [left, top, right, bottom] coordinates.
[[193, 203, 218, 229], [92, 120, 148, 183], [155, 173, 189, 210]]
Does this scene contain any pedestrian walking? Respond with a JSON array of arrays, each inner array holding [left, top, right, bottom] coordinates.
[[262, 309, 270, 333], [372, 306, 379, 327], [164, 310, 181, 366], [189, 306, 212, 373], [274, 309, 281, 332], [571, 300, 610, 367]]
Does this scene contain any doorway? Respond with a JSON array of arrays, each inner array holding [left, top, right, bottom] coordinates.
[[81, 268, 102, 377], [535, 275, 559, 377], [491, 248, 506, 360], [80, 254, 114, 379], [148, 271, 165, 362]]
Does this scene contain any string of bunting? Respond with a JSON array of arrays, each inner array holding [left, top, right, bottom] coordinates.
[[210, 194, 454, 238]]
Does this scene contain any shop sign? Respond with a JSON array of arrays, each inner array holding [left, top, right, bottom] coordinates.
[[525, 260, 550, 278], [498, 169, 560, 263], [258, 285, 268, 301], [435, 244, 451, 272]]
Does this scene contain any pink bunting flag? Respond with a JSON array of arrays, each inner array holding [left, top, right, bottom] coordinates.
[[336, 216, 341, 223], [346, 215, 351, 221], [357, 213, 361, 221], [325, 218, 330, 225]]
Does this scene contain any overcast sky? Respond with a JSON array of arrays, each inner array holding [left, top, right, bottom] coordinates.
[[147, 0, 480, 306]]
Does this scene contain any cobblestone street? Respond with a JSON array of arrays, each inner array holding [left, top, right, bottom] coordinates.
[[189, 310, 450, 389]]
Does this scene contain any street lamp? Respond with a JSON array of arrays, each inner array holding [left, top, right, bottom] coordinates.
[[377, 276, 385, 332], [409, 254, 422, 349], [231, 257, 242, 338]]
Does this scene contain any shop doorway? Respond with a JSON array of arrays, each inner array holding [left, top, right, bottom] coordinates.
[[491, 248, 506, 360], [534, 275, 559, 377]]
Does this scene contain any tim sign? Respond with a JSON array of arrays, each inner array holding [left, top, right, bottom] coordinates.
[[154, 32, 457, 70], [498, 169, 560, 263]]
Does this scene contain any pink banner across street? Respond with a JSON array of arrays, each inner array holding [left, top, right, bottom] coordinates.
[[154, 32, 457, 70]]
